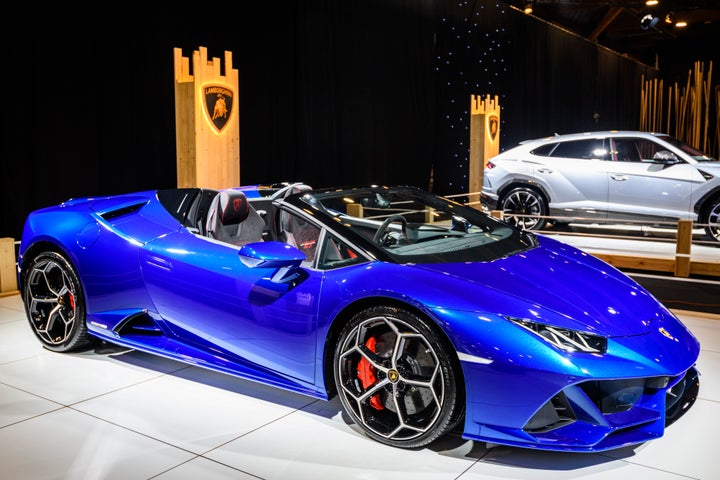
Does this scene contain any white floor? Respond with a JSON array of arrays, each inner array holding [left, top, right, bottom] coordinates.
[[1, 292, 718, 480]]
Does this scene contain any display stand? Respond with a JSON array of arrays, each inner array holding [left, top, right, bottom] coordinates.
[[174, 46, 240, 189], [0, 238, 18, 296], [469, 94, 500, 208]]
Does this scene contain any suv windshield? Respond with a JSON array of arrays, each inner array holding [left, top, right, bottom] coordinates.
[[659, 134, 717, 162]]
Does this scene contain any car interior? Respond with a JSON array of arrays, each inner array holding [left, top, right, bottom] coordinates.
[[205, 190, 266, 246], [171, 183, 319, 252]]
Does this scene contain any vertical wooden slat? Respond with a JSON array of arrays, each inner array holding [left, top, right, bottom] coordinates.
[[639, 61, 715, 157], [0, 238, 18, 295], [674, 220, 693, 278], [469, 94, 500, 209]]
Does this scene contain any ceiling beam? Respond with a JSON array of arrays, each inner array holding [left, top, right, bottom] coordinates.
[[588, 6, 623, 41]]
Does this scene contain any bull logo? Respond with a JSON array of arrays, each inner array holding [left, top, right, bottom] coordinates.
[[233, 197, 244, 212], [488, 114, 499, 142], [204, 85, 234, 133]]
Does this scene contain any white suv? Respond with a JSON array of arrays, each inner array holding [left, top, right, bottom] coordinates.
[[481, 131, 720, 242]]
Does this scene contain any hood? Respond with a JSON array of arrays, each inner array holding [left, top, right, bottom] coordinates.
[[413, 236, 662, 337]]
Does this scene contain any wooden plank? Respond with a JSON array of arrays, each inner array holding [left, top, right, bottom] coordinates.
[[674, 220, 693, 277], [469, 95, 500, 209], [0, 238, 18, 294], [689, 261, 720, 277], [591, 253, 676, 273]]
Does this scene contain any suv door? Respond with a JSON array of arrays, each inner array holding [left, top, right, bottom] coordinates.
[[606, 136, 696, 222], [535, 138, 610, 220]]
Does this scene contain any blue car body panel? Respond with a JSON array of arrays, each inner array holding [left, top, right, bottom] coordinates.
[[17, 184, 700, 452]]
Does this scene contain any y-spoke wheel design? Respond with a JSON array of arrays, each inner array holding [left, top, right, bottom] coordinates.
[[334, 306, 461, 448], [22, 251, 89, 352], [703, 198, 720, 243], [499, 187, 548, 230]]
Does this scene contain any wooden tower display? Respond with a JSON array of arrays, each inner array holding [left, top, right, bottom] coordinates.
[[468, 94, 500, 208], [174, 46, 240, 189]]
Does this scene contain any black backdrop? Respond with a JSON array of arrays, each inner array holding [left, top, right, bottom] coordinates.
[[1, 1, 713, 240]]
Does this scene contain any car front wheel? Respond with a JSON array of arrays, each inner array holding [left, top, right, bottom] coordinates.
[[334, 305, 462, 448], [22, 251, 90, 352], [702, 198, 720, 243], [499, 187, 548, 230]]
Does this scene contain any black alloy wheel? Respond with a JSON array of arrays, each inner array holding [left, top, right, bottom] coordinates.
[[22, 251, 90, 352], [334, 305, 462, 448], [499, 187, 548, 230], [703, 198, 720, 243]]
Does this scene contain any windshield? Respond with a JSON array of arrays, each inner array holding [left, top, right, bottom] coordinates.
[[304, 186, 537, 264], [660, 135, 717, 162]]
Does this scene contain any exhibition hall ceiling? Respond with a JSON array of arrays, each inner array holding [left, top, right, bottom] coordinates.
[[502, 0, 720, 65]]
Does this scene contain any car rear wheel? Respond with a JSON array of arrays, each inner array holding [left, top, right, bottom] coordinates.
[[22, 251, 90, 352], [334, 305, 462, 448], [499, 187, 548, 230], [702, 198, 720, 243]]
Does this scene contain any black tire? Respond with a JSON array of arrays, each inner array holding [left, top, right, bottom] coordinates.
[[334, 305, 462, 448], [499, 187, 548, 230], [702, 197, 720, 243], [22, 251, 90, 352]]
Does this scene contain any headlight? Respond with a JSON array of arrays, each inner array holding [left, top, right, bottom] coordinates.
[[507, 317, 607, 354]]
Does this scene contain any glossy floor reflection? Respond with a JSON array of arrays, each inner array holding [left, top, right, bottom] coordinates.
[[1, 292, 718, 480]]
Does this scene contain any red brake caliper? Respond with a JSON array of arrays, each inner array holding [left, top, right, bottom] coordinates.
[[357, 337, 384, 410], [68, 292, 76, 318]]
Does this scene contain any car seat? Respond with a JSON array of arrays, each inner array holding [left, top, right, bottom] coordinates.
[[206, 189, 265, 246], [277, 184, 318, 261]]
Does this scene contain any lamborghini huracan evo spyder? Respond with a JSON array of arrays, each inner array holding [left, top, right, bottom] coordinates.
[[17, 182, 700, 452]]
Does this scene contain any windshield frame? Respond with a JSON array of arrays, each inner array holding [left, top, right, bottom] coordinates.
[[288, 185, 538, 264], [659, 134, 717, 162]]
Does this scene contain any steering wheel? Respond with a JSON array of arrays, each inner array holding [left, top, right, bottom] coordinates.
[[373, 214, 408, 245]]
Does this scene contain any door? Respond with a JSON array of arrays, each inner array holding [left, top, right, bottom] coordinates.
[[537, 137, 610, 219], [607, 137, 697, 222], [140, 230, 322, 384]]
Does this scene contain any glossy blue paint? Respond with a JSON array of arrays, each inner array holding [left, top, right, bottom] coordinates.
[[16, 184, 701, 452]]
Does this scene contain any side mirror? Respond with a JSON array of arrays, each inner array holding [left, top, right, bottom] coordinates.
[[238, 241, 306, 283], [652, 150, 680, 165]]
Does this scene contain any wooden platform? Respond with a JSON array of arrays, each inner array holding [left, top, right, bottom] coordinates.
[[541, 227, 720, 279]]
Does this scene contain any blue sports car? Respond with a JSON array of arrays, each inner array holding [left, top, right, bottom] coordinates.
[[17, 182, 700, 452]]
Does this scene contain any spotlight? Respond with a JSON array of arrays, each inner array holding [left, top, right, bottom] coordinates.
[[524, 2, 533, 15], [640, 14, 659, 30]]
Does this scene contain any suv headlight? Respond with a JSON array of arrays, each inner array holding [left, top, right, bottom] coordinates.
[[507, 316, 607, 354]]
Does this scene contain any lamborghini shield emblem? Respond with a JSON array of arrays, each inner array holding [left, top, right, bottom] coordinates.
[[488, 114, 499, 142], [204, 85, 234, 133]]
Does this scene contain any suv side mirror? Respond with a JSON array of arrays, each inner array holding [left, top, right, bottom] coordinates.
[[652, 150, 680, 165]]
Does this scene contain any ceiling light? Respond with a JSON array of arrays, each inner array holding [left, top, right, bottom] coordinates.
[[640, 14, 659, 30], [524, 2, 533, 15], [675, 20, 687, 28], [645, 0, 659, 6]]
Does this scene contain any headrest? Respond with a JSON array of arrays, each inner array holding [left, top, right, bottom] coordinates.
[[218, 190, 250, 226]]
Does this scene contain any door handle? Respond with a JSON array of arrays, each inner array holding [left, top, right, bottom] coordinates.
[[537, 168, 553, 174], [610, 174, 628, 181]]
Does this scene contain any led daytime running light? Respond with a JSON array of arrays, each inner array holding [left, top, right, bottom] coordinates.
[[508, 317, 607, 353]]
